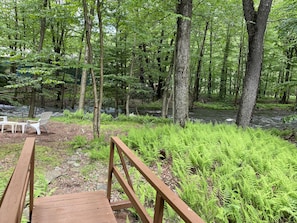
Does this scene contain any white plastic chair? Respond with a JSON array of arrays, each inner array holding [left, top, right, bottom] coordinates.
[[26, 112, 53, 135], [0, 116, 10, 133], [0, 116, 8, 123]]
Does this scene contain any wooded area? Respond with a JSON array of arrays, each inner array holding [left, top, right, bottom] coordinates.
[[0, 0, 296, 132]]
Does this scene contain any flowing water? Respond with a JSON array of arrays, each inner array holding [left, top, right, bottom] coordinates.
[[189, 108, 294, 129], [1, 104, 296, 130], [151, 107, 297, 130]]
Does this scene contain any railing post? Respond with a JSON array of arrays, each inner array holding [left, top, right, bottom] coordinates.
[[29, 141, 35, 221], [153, 192, 164, 223], [117, 148, 134, 191], [107, 139, 115, 201]]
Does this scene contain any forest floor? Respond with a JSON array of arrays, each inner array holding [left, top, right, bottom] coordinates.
[[0, 121, 136, 222]]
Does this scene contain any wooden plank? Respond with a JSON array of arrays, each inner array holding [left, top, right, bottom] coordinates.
[[110, 200, 132, 210], [32, 191, 117, 223], [153, 192, 164, 223]]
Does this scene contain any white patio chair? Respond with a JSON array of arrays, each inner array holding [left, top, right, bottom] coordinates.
[[26, 112, 53, 135], [0, 116, 8, 123]]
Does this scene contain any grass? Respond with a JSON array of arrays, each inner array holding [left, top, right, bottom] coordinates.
[[0, 143, 62, 198], [194, 97, 295, 111]]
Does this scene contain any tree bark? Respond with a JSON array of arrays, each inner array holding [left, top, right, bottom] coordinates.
[[174, 0, 192, 128], [236, 0, 272, 127]]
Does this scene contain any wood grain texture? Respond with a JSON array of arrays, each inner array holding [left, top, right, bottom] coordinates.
[[32, 191, 117, 223]]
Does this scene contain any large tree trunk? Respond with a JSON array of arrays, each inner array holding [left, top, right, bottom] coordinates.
[[174, 0, 192, 128], [236, 0, 272, 127]]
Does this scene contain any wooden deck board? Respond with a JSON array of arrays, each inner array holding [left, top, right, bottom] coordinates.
[[32, 191, 117, 223]]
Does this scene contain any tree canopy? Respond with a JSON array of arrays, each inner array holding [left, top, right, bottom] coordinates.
[[0, 0, 296, 125]]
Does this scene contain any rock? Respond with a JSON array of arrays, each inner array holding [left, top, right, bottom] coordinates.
[[46, 167, 63, 183]]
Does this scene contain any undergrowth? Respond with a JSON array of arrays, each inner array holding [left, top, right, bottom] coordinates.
[[117, 122, 297, 222]]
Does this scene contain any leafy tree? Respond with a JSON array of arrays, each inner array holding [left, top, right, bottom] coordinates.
[[273, 0, 297, 104], [236, 0, 273, 127], [174, 0, 192, 127]]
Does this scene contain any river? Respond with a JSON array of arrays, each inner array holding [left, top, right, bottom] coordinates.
[[1, 104, 296, 130]]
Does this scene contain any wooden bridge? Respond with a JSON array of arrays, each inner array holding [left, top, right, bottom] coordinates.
[[0, 136, 205, 223]]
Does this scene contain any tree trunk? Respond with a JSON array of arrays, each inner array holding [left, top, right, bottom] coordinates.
[[275, 70, 283, 99], [96, 0, 104, 137], [207, 20, 213, 98], [192, 21, 209, 106], [162, 54, 174, 118], [156, 30, 165, 100], [234, 20, 245, 105], [82, 0, 99, 138], [219, 24, 231, 99], [280, 47, 294, 104], [126, 36, 136, 116], [29, 0, 48, 118], [78, 46, 88, 111], [161, 37, 175, 117], [71, 30, 85, 109], [236, 0, 272, 127], [174, 0, 192, 128]]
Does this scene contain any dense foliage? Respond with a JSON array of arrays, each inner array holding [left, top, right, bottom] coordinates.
[[0, 0, 296, 110]]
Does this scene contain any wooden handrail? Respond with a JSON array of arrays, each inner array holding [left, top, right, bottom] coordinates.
[[107, 136, 205, 223], [0, 137, 35, 223]]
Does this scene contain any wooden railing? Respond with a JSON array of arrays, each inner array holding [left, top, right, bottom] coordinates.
[[0, 136, 205, 223], [107, 136, 204, 223], [0, 137, 35, 223]]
